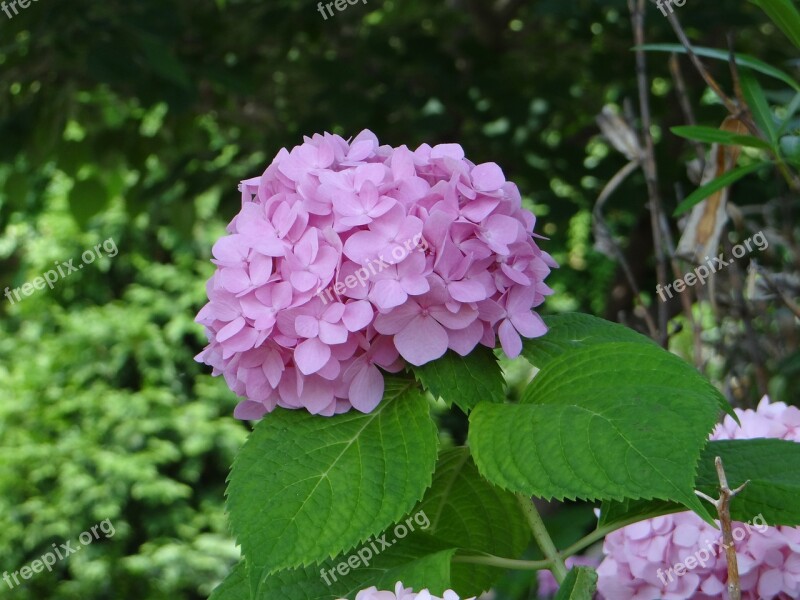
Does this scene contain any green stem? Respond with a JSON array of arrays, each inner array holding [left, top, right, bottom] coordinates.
[[452, 554, 551, 571], [516, 494, 568, 584]]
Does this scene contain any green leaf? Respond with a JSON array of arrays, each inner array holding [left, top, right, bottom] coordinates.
[[414, 448, 530, 595], [469, 342, 723, 519], [637, 44, 800, 92], [209, 561, 250, 600], [600, 438, 800, 529], [780, 135, 800, 165], [670, 125, 772, 150], [751, 0, 800, 49], [553, 566, 598, 600], [739, 71, 778, 143], [523, 314, 735, 419], [696, 439, 800, 525], [226, 376, 439, 589], [673, 161, 770, 216], [598, 497, 685, 529], [412, 347, 505, 413], [69, 177, 108, 227], [522, 313, 656, 370], [255, 538, 456, 600]]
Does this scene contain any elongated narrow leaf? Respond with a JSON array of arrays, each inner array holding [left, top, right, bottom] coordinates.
[[255, 538, 456, 600], [638, 44, 800, 91], [413, 347, 505, 413], [553, 566, 598, 600], [470, 343, 722, 520], [414, 448, 530, 595], [739, 71, 778, 143], [227, 376, 439, 588], [752, 0, 800, 49], [673, 161, 770, 216], [671, 125, 772, 150]]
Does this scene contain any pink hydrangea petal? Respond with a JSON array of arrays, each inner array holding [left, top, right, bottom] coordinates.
[[394, 315, 449, 366]]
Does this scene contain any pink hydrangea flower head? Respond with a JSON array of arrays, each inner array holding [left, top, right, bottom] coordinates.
[[595, 397, 800, 600], [339, 581, 475, 600], [196, 130, 555, 417]]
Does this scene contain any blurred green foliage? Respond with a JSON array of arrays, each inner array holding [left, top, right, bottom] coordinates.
[[0, 0, 796, 598]]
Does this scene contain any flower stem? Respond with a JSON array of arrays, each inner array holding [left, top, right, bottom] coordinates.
[[516, 494, 568, 584], [451, 554, 551, 571]]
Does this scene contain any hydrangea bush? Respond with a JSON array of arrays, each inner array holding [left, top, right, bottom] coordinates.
[[202, 133, 800, 600]]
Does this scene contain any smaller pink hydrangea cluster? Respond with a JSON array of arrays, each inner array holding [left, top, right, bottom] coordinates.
[[195, 130, 555, 418], [595, 397, 800, 600], [338, 581, 474, 600]]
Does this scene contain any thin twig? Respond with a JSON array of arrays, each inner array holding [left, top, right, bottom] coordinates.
[[755, 264, 800, 319], [669, 53, 705, 170], [594, 159, 660, 339], [694, 457, 749, 600], [630, 0, 669, 346]]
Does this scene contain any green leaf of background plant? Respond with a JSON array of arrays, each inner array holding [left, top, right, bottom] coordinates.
[[469, 343, 722, 520], [553, 566, 598, 600], [751, 0, 800, 49], [412, 347, 505, 413], [69, 177, 109, 227], [638, 44, 800, 91], [226, 376, 439, 593], [739, 71, 778, 142], [673, 161, 770, 216], [255, 539, 456, 600], [413, 447, 530, 595], [670, 125, 772, 150]]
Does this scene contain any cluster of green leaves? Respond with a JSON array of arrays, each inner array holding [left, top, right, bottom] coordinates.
[[212, 314, 800, 600]]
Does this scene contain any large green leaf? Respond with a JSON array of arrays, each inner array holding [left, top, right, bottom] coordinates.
[[600, 438, 800, 529], [696, 439, 800, 525], [210, 561, 249, 600], [670, 125, 772, 150], [255, 537, 456, 600], [412, 347, 505, 413], [226, 376, 439, 590], [553, 566, 598, 600], [673, 161, 770, 217], [521, 312, 655, 369], [414, 447, 530, 595], [469, 343, 722, 519], [752, 0, 800, 49], [522, 314, 733, 418], [638, 44, 800, 91]]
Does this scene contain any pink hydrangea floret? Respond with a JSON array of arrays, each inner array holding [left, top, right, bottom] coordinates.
[[339, 581, 474, 600], [595, 397, 800, 600], [196, 130, 555, 418]]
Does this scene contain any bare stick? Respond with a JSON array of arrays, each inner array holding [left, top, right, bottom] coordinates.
[[695, 457, 749, 600], [629, 0, 669, 346]]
